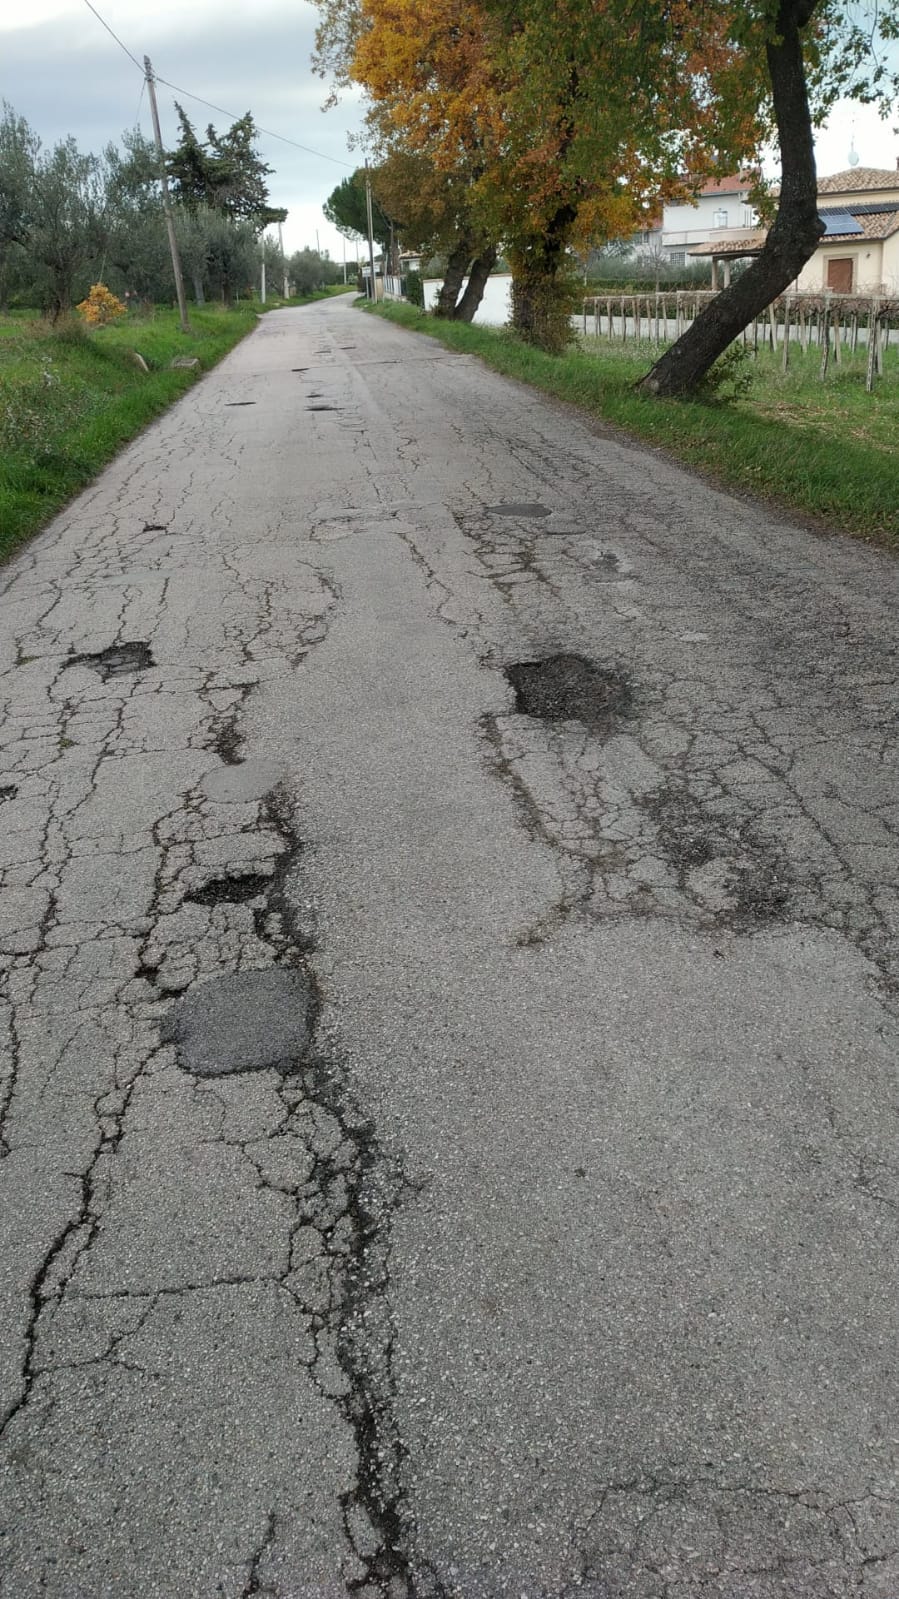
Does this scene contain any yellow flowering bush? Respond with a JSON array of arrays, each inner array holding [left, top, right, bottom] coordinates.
[[76, 283, 127, 326]]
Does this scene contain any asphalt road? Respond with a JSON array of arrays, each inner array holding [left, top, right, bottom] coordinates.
[[1, 296, 898, 1599]]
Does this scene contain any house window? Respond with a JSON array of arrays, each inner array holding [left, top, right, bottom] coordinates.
[[713, 208, 729, 228], [742, 206, 755, 228], [668, 250, 686, 265]]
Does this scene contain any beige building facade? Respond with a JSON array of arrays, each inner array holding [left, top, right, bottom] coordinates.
[[793, 169, 899, 295], [688, 165, 899, 295]]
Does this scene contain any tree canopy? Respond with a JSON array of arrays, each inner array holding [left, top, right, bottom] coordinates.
[[315, 0, 899, 375], [167, 107, 287, 229]]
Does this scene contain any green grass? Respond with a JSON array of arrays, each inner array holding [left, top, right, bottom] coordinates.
[[0, 290, 354, 562], [363, 300, 899, 548]]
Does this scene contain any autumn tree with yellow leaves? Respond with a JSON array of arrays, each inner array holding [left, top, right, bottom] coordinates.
[[316, 0, 899, 379]]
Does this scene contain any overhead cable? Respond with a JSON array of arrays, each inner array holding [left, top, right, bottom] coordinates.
[[80, 0, 355, 170]]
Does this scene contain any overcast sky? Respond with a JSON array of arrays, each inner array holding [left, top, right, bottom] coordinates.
[[2, 0, 897, 261], [1, 0, 367, 259]]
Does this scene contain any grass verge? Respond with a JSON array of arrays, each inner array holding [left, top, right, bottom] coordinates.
[[0, 292, 352, 563], [362, 301, 899, 548]]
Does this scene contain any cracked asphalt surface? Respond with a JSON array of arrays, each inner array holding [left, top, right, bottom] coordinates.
[[1, 297, 898, 1597]]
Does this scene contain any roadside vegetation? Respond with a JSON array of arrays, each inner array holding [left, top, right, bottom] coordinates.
[[0, 291, 350, 563], [316, 0, 899, 388], [363, 300, 899, 547], [0, 91, 353, 561]]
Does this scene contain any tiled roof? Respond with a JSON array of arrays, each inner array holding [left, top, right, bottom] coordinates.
[[817, 167, 899, 194], [688, 231, 768, 257], [697, 174, 752, 197]]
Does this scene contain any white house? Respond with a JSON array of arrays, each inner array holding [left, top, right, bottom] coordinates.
[[660, 175, 757, 264], [686, 165, 899, 294]]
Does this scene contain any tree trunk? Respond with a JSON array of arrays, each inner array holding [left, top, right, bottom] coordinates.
[[638, 0, 824, 397], [192, 270, 205, 305], [453, 247, 497, 322], [510, 204, 578, 352], [435, 236, 473, 318]]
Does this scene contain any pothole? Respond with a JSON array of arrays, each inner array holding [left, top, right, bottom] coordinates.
[[306, 404, 338, 412], [644, 783, 792, 926], [142, 522, 168, 533], [184, 872, 272, 908], [0, 785, 18, 802], [225, 401, 256, 407], [160, 968, 315, 1077], [485, 502, 551, 518], [504, 654, 633, 733], [211, 720, 242, 765], [66, 642, 154, 680]]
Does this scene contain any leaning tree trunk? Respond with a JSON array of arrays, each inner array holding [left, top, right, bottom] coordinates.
[[638, 0, 824, 397], [453, 247, 497, 322], [435, 237, 473, 319]]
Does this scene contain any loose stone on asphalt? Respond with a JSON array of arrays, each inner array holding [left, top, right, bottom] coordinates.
[[1, 297, 898, 1598]]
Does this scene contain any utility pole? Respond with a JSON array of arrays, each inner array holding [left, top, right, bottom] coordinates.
[[278, 221, 289, 298], [144, 56, 190, 334], [364, 161, 377, 302], [260, 230, 266, 305]]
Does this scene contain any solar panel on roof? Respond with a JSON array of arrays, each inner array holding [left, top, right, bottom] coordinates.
[[822, 201, 899, 217], [819, 209, 864, 235]]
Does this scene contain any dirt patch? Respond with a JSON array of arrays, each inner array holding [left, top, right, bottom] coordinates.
[[66, 642, 154, 681], [505, 654, 633, 733]]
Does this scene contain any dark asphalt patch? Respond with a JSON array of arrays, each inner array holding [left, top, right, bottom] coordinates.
[[505, 654, 632, 733], [161, 968, 315, 1077], [646, 787, 720, 872], [66, 642, 154, 680], [184, 872, 272, 908], [486, 502, 551, 518], [211, 721, 241, 765], [645, 782, 792, 926]]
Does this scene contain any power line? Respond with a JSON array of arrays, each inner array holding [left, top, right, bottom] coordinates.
[[153, 75, 355, 168], [81, 0, 143, 73], [80, 0, 355, 171]]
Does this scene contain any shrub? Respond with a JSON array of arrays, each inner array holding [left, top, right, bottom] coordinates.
[[405, 270, 425, 308], [76, 283, 127, 327]]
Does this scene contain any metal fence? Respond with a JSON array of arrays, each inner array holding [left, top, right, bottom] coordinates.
[[581, 291, 899, 390]]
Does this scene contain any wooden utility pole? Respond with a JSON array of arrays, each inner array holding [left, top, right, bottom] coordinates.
[[364, 161, 377, 301], [144, 56, 190, 334], [278, 221, 289, 298]]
